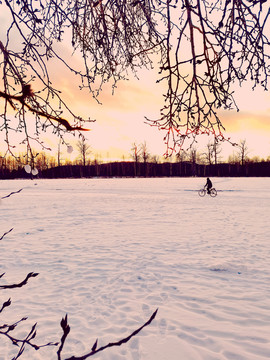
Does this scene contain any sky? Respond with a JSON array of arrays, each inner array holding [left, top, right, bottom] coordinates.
[[50, 65, 270, 162], [1, 5, 270, 163], [40, 40, 270, 163]]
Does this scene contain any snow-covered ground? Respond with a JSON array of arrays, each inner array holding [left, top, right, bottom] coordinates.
[[1, 177, 270, 360]]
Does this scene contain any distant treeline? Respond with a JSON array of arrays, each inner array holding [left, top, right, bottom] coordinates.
[[1, 160, 270, 179]]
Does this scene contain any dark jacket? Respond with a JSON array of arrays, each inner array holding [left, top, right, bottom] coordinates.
[[206, 178, 212, 188]]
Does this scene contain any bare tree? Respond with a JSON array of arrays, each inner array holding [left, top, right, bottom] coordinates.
[[77, 138, 92, 166], [176, 149, 188, 163], [130, 142, 141, 176], [140, 141, 151, 176], [58, 141, 62, 167], [35, 152, 49, 171], [228, 152, 240, 165], [237, 139, 249, 165], [1, 1, 269, 157], [202, 140, 222, 165], [151, 155, 160, 164], [130, 142, 141, 163], [249, 155, 262, 163], [188, 146, 200, 175], [212, 140, 222, 165], [140, 141, 151, 163], [189, 146, 199, 165], [202, 142, 214, 165]]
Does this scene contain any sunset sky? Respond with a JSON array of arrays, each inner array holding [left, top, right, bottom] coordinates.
[[1, 6, 270, 163], [38, 39, 270, 163], [50, 66, 270, 162]]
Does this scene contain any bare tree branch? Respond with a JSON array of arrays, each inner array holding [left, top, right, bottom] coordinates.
[[0, 228, 13, 240], [0, 297, 11, 314], [1, 189, 23, 199], [0, 88, 91, 132], [1, 0, 269, 155], [62, 308, 158, 360], [57, 315, 70, 360], [0, 272, 39, 289]]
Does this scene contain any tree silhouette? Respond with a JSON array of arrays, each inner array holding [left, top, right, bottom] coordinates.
[[76, 138, 92, 166], [202, 142, 214, 165], [130, 142, 141, 176], [1, 0, 269, 156], [202, 140, 222, 165], [237, 139, 249, 165]]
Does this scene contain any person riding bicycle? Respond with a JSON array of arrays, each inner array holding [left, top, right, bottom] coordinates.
[[205, 177, 213, 194]]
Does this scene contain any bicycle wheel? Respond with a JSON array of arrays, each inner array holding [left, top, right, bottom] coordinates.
[[198, 189, 206, 197], [210, 188, 217, 197]]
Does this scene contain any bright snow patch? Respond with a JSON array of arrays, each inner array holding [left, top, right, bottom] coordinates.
[[0, 177, 270, 360]]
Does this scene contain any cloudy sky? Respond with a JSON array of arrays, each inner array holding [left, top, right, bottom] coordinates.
[[32, 19, 270, 162], [52, 64, 270, 162], [1, 5, 270, 162]]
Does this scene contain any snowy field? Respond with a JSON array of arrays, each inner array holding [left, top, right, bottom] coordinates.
[[1, 177, 270, 360]]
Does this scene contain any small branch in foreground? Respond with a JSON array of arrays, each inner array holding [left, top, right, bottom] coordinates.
[[0, 228, 13, 240], [0, 90, 91, 132], [61, 308, 158, 360], [57, 315, 70, 360], [0, 272, 39, 289], [0, 320, 58, 359], [0, 297, 11, 314], [1, 189, 23, 199]]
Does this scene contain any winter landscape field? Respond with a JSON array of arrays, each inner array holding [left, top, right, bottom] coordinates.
[[0, 177, 270, 360]]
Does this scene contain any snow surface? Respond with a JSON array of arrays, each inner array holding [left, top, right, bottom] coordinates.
[[1, 177, 270, 360]]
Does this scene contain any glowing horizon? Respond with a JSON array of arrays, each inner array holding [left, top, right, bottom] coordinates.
[[46, 74, 270, 162]]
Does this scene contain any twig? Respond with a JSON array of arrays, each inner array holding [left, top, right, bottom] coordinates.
[[1, 189, 23, 199], [0, 272, 39, 289], [0, 320, 58, 359], [57, 315, 70, 360], [0, 90, 90, 132], [0, 298, 11, 314], [62, 308, 158, 360], [0, 228, 13, 240]]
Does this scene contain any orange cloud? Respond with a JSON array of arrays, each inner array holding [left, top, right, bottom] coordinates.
[[220, 110, 270, 133]]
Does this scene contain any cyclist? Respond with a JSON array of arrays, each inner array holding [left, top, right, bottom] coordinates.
[[205, 177, 213, 194]]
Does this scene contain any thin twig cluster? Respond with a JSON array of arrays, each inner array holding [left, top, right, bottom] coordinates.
[[147, 0, 270, 154], [1, 0, 270, 157]]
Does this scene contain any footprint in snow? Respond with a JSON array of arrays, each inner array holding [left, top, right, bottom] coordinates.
[[158, 318, 167, 335]]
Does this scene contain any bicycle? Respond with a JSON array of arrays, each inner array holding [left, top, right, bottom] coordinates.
[[198, 187, 217, 197]]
